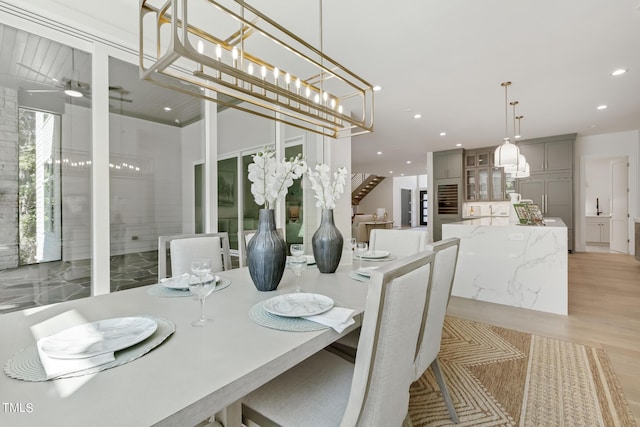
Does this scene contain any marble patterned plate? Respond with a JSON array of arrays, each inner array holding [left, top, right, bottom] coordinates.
[[39, 317, 158, 359], [357, 250, 391, 259], [263, 293, 334, 318]]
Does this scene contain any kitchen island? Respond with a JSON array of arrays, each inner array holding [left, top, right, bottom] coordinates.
[[443, 216, 568, 315]]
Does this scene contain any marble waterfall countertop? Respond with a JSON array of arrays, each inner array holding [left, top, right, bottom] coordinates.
[[443, 217, 568, 315]]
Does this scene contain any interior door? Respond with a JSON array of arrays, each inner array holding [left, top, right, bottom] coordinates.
[[610, 159, 629, 253], [401, 189, 412, 227]]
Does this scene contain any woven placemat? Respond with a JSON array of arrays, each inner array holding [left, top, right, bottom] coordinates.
[[4, 316, 175, 382], [147, 278, 231, 298], [249, 300, 329, 332]]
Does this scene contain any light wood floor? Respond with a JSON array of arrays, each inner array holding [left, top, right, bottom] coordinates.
[[447, 251, 640, 424]]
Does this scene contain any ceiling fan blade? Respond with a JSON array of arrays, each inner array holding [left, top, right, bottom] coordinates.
[[109, 96, 133, 103], [25, 89, 62, 93], [16, 63, 58, 83]]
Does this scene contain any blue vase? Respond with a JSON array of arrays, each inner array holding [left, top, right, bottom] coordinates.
[[247, 209, 287, 291], [312, 209, 343, 273]]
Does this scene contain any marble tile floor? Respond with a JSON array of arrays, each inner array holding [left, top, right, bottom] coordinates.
[[0, 251, 159, 315]]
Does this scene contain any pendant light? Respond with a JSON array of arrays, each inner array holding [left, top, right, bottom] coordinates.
[[504, 101, 527, 174], [494, 81, 520, 167], [511, 114, 530, 178]]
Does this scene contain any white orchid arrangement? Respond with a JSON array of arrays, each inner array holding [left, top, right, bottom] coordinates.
[[247, 146, 307, 209], [307, 164, 348, 209]]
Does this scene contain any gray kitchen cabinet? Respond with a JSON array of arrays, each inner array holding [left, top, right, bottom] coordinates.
[[518, 176, 573, 251], [518, 135, 574, 174], [434, 149, 463, 179]]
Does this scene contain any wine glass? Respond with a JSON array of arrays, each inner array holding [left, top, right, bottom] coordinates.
[[289, 256, 307, 292], [290, 243, 305, 257], [347, 238, 357, 264], [355, 242, 368, 271], [189, 258, 215, 327]]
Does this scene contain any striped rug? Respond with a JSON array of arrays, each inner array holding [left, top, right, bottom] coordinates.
[[409, 316, 636, 426]]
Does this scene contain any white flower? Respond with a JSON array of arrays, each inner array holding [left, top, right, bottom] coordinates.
[[247, 146, 307, 209], [306, 164, 347, 209]]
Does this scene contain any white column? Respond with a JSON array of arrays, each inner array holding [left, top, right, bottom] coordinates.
[[204, 96, 218, 232], [274, 117, 286, 231], [91, 42, 110, 295]]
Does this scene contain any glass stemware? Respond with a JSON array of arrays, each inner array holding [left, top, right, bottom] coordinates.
[[189, 258, 215, 327], [355, 242, 368, 271], [289, 256, 307, 292], [290, 243, 304, 257], [347, 238, 357, 263]]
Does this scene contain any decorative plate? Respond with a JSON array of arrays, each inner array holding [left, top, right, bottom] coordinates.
[[263, 293, 334, 318], [39, 317, 158, 359]]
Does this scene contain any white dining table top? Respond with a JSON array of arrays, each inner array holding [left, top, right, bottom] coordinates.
[[0, 265, 368, 427]]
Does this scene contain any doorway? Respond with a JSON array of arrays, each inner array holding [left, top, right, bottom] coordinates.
[[419, 190, 428, 226], [584, 156, 628, 253], [401, 189, 412, 227]]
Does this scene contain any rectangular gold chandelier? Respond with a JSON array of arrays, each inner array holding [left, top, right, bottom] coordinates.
[[139, 0, 374, 138]]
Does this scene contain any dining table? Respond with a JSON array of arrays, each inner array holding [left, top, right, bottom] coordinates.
[[0, 265, 369, 427]]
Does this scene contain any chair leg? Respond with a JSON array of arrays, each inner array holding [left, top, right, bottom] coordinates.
[[432, 359, 459, 424]]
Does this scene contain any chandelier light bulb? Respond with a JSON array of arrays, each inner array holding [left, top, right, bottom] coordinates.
[[273, 67, 279, 79], [215, 44, 222, 59], [314, 93, 320, 103], [285, 72, 291, 85], [338, 105, 343, 114], [295, 78, 301, 90], [197, 40, 204, 54], [330, 99, 336, 109], [261, 65, 267, 79], [305, 87, 311, 98], [231, 47, 238, 60], [247, 63, 254, 75]]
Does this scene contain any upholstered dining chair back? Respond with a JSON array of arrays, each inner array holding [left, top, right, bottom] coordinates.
[[242, 250, 436, 427], [157, 233, 231, 281], [343, 250, 435, 426], [241, 228, 284, 267], [369, 228, 428, 258], [413, 237, 461, 423]]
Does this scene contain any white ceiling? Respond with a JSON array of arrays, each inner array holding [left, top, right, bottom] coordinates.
[[6, 0, 640, 176]]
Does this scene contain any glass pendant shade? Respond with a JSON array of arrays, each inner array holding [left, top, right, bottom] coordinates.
[[511, 162, 530, 178], [494, 138, 520, 167], [504, 154, 527, 173]]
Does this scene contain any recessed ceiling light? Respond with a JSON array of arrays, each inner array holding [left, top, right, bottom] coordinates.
[[611, 69, 627, 76], [373, 85, 382, 91], [377, 151, 382, 155], [414, 114, 422, 119], [597, 105, 608, 110], [388, 170, 393, 174], [440, 132, 446, 136], [406, 161, 412, 164], [456, 143, 462, 147], [400, 173, 405, 176], [163, 106, 172, 112]]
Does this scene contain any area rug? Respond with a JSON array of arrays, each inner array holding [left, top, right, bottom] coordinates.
[[408, 316, 636, 426]]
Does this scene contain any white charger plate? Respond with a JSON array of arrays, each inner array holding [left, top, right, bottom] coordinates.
[[263, 293, 334, 318], [357, 250, 390, 259], [39, 317, 158, 360]]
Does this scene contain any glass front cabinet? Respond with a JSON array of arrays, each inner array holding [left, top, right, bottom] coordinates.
[[465, 149, 512, 201]]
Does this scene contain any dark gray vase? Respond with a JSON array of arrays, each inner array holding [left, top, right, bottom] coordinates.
[[247, 209, 287, 291], [312, 209, 343, 273]]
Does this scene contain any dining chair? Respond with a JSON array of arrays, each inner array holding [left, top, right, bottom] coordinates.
[[413, 237, 461, 423], [368, 228, 428, 258], [242, 250, 436, 427], [157, 232, 232, 281], [240, 228, 284, 267]]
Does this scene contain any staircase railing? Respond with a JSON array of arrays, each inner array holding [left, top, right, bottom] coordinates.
[[351, 173, 369, 190]]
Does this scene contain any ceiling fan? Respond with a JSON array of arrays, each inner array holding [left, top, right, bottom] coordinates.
[[18, 49, 132, 103]]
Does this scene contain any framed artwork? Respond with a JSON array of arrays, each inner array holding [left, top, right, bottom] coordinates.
[[218, 171, 235, 206]]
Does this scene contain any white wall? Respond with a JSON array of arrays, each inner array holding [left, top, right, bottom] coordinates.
[[575, 130, 640, 253], [392, 175, 427, 229]]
